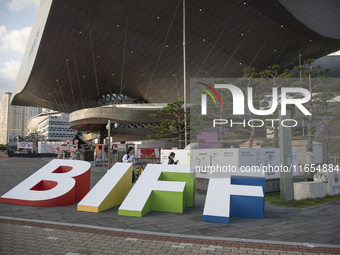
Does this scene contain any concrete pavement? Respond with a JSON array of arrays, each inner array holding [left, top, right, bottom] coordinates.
[[1, 217, 340, 255]]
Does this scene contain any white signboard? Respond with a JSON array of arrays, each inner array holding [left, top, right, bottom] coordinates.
[[326, 170, 340, 195], [38, 142, 59, 153], [17, 142, 33, 150], [160, 149, 190, 165], [191, 148, 299, 180]]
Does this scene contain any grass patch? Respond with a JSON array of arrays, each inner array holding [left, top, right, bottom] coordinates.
[[265, 191, 340, 209]]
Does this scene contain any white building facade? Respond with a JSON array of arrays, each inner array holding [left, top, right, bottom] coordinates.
[[37, 113, 77, 141]]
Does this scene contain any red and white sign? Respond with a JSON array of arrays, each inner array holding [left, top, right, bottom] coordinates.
[[0, 159, 91, 207]]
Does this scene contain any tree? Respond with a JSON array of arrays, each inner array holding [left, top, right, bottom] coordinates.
[[230, 67, 273, 148], [191, 73, 275, 148], [259, 65, 295, 148], [294, 59, 340, 153], [317, 101, 340, 163], [0, 144, 8, 151], [24, 131, 47, 142], [23, 131, 47, 152], [311, 81, 340, 163], [147, 101, 189, 148]]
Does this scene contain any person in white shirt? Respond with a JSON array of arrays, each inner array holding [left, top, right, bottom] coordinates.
[[122, 147, 136, 163], [122, 146, 136, 182]]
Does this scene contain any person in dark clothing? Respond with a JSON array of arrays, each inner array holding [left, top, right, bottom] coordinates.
[[168, 152, 179, 165]]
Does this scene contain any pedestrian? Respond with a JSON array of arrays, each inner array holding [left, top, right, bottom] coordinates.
[[122, 147, 136, 163], [122, 146, 137, 182], [168, 152, 179, 165]]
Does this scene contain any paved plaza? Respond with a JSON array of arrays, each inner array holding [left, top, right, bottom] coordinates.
[[0, 157, 340, 254], [2, 218, 339, 255]]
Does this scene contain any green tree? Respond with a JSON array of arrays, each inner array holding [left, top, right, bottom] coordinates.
[[316, 100, 340, 163], [310, 81, 340, 163], [147, 101, 189, 148], [229, 67, 275, 148], [0, 144, 8, 151], [259, 65, 295, 147], [192, 74, 271, 148], [24, 131, 47, 152], [294, 59, 340, 153]]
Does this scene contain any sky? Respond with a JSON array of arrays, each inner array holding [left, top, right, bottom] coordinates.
[[0, 0, 40, 96]]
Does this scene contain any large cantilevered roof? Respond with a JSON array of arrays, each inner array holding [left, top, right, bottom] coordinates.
[[12, 0, 340, 112]]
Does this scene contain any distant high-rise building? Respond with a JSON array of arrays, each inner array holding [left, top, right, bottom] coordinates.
[[0, 92, 42, 144], [0, 93, 11, 144]]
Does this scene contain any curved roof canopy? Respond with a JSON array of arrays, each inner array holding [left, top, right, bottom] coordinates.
[[12, 0, 340, 112]]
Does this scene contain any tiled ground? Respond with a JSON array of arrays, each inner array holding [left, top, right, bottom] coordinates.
[[1, 219, 339, 255]]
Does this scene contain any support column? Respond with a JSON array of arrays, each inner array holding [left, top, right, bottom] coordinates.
[[279, 110, 294, 201]]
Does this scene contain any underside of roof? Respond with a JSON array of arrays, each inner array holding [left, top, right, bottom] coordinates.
[[11, 0, 340, 112]]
